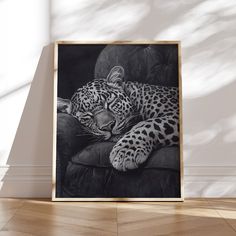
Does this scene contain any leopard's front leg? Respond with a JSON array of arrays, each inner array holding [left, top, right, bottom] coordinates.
[[109, 117, 179, 171]]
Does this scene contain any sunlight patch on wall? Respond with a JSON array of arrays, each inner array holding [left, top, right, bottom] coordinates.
[[183, 112, 236, 165], [155, 0, 236, 98], [51, 0, 150, 40], [184, 125, 220, 146], [0, 0, 50, 96], [184, 114, 236, 147], [222, 115, 236, 143], [203, 182, 236, 198]]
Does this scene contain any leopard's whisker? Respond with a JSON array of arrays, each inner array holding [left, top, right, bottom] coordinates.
[[88, 135, 102, 142]]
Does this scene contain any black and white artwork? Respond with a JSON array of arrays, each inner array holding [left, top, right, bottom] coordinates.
[[53, 42, 183, 201]]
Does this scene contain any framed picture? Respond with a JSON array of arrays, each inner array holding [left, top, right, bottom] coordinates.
[[52, 41, 183, 201]]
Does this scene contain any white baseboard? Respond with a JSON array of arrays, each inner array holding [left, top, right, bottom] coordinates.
[[0, 165, 52, 198], [184, 166, 236, 197], [0, 165, 236, 198]]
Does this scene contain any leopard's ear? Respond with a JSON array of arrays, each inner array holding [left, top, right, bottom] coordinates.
[[106, 66, 124, 89], [57, 97, 71, 114]]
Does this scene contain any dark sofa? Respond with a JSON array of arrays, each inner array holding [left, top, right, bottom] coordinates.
[[56, 44, 180, 198]]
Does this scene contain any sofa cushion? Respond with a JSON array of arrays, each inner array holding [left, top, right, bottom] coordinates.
[[71, 142, 115, 167], [63, 145, 180, 198], [57, 113, 94, 158], [71, 142, 179, 171]]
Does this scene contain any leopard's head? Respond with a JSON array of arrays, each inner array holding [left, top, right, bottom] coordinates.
[[69, 66, 138, 140]]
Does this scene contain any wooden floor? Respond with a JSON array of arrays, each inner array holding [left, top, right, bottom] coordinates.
[[0, 199, 235, 236]]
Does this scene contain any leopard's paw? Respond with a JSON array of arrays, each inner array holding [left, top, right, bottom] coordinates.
[[109, 138, 150, 171]]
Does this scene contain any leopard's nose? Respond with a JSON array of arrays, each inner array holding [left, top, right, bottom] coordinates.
[[94, 110, 115, 131]]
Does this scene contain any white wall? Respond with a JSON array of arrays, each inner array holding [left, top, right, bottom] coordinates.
[[0, 0, 236, 197]]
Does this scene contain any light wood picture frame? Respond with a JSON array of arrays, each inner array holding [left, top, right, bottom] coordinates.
[[52, 41, 183, 201]]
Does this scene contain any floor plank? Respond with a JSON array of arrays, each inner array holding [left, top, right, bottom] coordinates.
[[117, 199, 236, 236], [0, 199, 235, 236], [206, 198, 236, 232], [1, 200, 117, 236], [0, 199, 24, 231]]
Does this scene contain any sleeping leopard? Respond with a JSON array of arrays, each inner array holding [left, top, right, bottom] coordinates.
[[58, 66, 179, 171]]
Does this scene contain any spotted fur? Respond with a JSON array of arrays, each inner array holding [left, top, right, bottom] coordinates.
[[58, 66, 179, 171]]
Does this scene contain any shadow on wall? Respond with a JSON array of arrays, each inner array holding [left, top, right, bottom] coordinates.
[[0, 44, 54, 197]]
